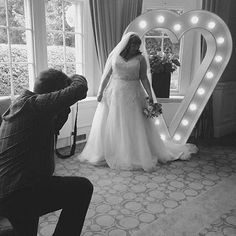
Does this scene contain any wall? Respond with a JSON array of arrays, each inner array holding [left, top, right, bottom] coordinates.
[[156, 97, 183, 128], [212, 1, 236, 136], [213, 82, 236, 137], [57, 97, 97, 148], [220, 0, 236, 83]]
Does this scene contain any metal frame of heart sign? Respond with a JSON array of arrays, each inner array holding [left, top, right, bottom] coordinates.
[[124, 9, 232, 145]]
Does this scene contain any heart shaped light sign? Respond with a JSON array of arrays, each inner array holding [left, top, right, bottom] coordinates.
[[124, 9, 232, 145]]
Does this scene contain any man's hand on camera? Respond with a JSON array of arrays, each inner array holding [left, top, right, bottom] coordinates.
[[70, 74, 87, 87], [65, 77, 72, 86]]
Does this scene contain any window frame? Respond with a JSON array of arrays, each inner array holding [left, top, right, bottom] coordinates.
[[144, 6, 186, 97], [144, 29, 182, 93], [0, 0, 94, 97], [0, 0, 35, 98], [45, 0, 84, 75], [32, 0, 94, 96]]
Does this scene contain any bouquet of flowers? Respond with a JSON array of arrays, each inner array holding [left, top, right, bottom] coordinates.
[[149, 47, 180, 74], [143, 99, 162, 119]]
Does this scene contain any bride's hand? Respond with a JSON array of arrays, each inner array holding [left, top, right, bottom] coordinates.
[[148, 96, 153, 104], [97, 93, 103, 102]]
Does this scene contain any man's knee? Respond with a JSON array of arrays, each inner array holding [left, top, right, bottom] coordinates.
[[79, 177, 93, 195], [66, 177, 93, 198]]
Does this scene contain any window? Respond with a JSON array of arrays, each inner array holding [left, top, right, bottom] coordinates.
[[145, 29, 181, 91], [0, 0, 34, 98], [45, 0, 84, 75], [144, 9, 183, 94], [0, 0, 88, 98]]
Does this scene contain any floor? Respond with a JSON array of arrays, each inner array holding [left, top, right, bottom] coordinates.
[[37, 133, 236, 236]]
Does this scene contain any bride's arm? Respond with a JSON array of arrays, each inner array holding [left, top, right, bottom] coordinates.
[[97, 68, 112, 102], [139, 56, 153, 103]]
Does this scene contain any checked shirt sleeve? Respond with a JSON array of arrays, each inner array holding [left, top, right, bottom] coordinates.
[[29, 77, 88, 116]]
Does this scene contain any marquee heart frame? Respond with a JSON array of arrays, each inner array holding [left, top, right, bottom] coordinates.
[[124, 9, 232, 145]]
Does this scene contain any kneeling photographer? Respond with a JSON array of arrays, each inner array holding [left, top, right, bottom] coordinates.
[[0, 68, 93, 236]]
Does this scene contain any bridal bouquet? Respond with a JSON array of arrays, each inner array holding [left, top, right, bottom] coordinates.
[[143, 100, 162, 118]]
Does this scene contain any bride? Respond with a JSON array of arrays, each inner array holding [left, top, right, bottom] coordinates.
[[78, 32, 198, 172]]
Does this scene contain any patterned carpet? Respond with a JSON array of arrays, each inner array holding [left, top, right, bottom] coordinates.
[[199, 209, 236, 236], [37, 142, 236, 236]]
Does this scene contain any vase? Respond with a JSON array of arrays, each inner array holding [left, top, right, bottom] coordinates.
[[151, 71, 171, 98]]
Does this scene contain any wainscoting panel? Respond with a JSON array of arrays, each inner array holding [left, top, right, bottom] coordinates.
[[57, 97, 98, 148], [213, 82, 236, 137], [156, 97, 183, 128]]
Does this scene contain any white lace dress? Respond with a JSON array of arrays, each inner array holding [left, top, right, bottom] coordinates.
[[78, 55, 198, 171]]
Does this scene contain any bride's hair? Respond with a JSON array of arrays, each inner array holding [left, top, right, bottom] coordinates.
[[120, 34, 142, 59], [98, 32, 142, 94]]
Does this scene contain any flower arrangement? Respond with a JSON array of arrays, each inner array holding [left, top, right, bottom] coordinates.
[[149, 48, 180, 74], [143, 100, 162, 119]]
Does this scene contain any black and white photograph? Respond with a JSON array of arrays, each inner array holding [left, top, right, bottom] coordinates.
[[0, 0, 235, 235]]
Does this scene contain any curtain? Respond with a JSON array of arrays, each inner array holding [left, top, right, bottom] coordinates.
[[193, 0, 231, 141], [89, 0, 143, 71], [202, 0, 231, 22]]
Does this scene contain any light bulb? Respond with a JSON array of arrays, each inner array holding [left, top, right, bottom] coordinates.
[[191, 16, 199, 24], [173, 24, 181, 31], [157, 15, 165, 23], [139, 20, 147, 29], [160, 134, 166, 141], [155, 119, 160, 125], [215, 55, 223, 62], [206, 71, 214, 79], [197, 88, 205, 95], [174, 134, 181, 141], [189, 103, 197, 111], [208, 21, 216, 29], [181, 119, 189, 126], [217, 37, 224, 44]]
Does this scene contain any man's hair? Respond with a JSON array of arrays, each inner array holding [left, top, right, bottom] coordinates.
[[34, 69, 70, 94]]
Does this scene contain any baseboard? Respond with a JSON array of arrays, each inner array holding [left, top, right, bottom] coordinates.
[[56, 126, 90, 149]]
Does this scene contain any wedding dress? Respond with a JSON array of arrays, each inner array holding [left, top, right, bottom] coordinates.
[[78, 53, 198, 172]]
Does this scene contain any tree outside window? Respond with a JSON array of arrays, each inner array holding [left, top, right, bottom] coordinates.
[[45, 0, 83, 76], [0, 0, 32, 97], [0, 0, 84, 98], [145, 30, 181, 91], [144, 9, 183, 94]]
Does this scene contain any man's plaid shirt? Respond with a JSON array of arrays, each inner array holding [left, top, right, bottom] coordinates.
[[0, 76, 87, 200]]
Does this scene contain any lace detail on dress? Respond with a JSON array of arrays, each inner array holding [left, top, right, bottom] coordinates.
[[103, 55, 146, 109], [112, 55, 141, 81]]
